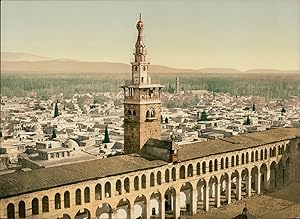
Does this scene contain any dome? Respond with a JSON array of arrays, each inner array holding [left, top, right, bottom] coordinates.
[[136, 20, 144, 31]]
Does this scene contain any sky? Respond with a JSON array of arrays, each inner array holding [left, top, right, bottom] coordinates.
[[1, 0, 300, 70]]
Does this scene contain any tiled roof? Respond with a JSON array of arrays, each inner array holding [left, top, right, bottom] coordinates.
[[1, 128, 299, 199], [178, 128, 300, 161], [0, 155, 166, 198]]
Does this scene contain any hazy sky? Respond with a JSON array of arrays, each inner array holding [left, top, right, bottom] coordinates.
[[1, 0, 300, 70]]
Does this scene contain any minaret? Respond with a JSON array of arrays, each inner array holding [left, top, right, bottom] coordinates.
[[122, 14, 164, 154], [175, 76, 180, 94]]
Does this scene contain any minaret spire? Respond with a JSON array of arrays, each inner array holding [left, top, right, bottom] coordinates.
[[139, 13, 142, 21]]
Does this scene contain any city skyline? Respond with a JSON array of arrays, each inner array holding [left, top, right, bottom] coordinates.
[[1, 0, 300, 70]]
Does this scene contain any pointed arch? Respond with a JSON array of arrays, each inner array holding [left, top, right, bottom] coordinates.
[[42, 196, 49, 212], [18, 201, 26, 218]]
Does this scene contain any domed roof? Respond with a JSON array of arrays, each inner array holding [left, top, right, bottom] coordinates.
[[136, 13, 144, 31]]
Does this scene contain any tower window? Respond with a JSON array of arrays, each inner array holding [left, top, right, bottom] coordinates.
[[141, 77, 144, 83]]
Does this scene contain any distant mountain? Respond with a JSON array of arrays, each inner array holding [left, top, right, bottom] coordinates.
[[1, 52, 52, 62], [1, 52, 299, 74]]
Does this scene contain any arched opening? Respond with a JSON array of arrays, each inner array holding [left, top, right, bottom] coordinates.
[[187, 164, 193, 177], [180, 165, 186, 179], [96, 203, 112, 219], [231, 156, 235, 167], [32, 198, 39, 215], [251, 166, 259, 194], [251, 151, 254, 162], [142, 174, 146, 188], [172, 167, 176, 181], [180, 182, 194, 215], [55, 193, 61, 209], [197, 162, 201, 175], [134, 176, 139, 190], [95, 184, 102, 200], [75, 208, 91, 219], [221, 158, 224, 169], [214, 159, 218, 171], [75, 189, 81, 205], [164, 187, 177, 218], [230, 170, 241, 201], [208, 176, 220, 208], [255, 150, 258, 161], [264, 148, 268, 159], [62, 214, 71, 219], [246, 152, 249, 163], [157, 171, 162, 185], [209, 160, 213, 172], [64, 191, 70, 208], [134, 195, 147, 218], [116, 180, 122, 195], [165, 169, 170, 182], [202, 161, 206, 173], [150, 173, 155, 187], [84, 187, 90, 203], [42, 196, 49, 212], [150, 192, 161, 218], [260, 149, 264, 160], [272, 147, 276, 157], [7, 203, 15, 219], [18, 201, 26, 218], [225, 157, 229, 168], [260, 163, 268, 191], [114, 198, 130, 219], [277, 160, 285, 187], [242, 153, 245, 165], [221, 173, 230, 205], [124, 177, 130, 193], [241, 168, 250, 198], [236, 155, 239, 166], [270, 161, 278, 189], [196, 179, 208, 211], [105, 182, 111, 198]]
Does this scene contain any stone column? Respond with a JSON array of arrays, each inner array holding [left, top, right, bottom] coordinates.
[[226, 177, 231, 204], [174, 194, 181, 218], [160, 198, 165, 219], [215, 182, 221, 208], [192, 189, 198, 215], [246, 175, 252, 197], [256, 173, 261, 194], [265, 167, 271, 190], [146, 199, 151, 219], [204, 185, 209, 211], [129, 205, 134, 219], [236, 174, 242, 201]]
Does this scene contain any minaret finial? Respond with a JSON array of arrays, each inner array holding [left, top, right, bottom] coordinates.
[[139, 13, 142, 21]]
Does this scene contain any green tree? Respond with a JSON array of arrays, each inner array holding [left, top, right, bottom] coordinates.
[[103, 126, 110, 143], [51, 128, 57, 139], [54, 101, 59, 118], [200, 111, 208, 121], [165, 117, 169, 124], [244, 116, 251, 125]]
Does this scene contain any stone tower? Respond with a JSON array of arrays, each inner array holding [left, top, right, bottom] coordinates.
[[122, 14, 164, 154]]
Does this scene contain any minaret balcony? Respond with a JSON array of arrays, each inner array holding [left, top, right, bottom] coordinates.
[[146, 117, 157, 121]]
